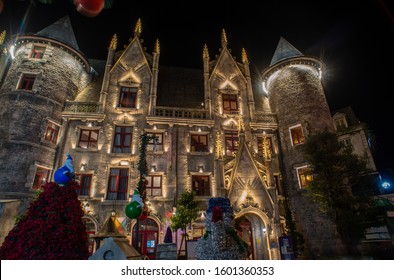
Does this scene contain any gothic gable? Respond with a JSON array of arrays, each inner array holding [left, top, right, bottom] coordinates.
[[210, 49, 247, 90], [110, 38, 152, 80], [226, 135, 274, 217]]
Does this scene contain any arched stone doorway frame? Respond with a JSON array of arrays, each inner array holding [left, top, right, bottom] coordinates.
[[235, 206, 279, 260]]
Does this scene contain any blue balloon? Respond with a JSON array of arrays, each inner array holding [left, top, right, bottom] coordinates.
[[54, 166, 73, 185], [54, 153, 75, 185]]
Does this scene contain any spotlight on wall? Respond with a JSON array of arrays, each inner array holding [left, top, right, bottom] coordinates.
[[119, 160, 130, 166], [80, 163, 87, 171], [151, 165, 157, 172], [198, 165, 204, 173]]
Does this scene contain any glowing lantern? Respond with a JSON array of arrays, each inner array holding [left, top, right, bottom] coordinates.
[[74, 0, 104, 17]]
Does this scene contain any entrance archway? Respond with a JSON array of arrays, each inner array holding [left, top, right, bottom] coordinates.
[[132, 218, 159, 259], [235, 207, 275, 260]]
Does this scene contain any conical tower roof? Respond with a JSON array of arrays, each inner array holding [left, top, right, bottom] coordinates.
[[35, 15, 79, 50], [269, 37, 303, 66]]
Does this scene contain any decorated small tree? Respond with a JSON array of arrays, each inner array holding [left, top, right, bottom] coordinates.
[[195, 197, 249, 259], [170, 189, 198, 257]]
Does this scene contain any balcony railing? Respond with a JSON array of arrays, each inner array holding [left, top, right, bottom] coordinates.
[[64, 101, 100, 113], [153, 106, 209, 119], [254, 113, 277, 123]]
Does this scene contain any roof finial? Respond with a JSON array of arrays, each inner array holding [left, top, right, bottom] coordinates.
[[109, 34, 117, 50], [0, 30, 6, 45], [241, 48, 248, 63], [134, 18, 142, 38], [154, 39, 160, 54], [203, 44, 209, 60], [221, 29, 228, 48]]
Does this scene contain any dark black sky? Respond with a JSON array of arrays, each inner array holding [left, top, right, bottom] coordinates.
[[1, 0, 394, 177]]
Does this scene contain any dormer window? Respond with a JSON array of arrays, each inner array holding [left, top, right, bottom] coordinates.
[[30, 46, 46, 59], [222, 94, 238, 114], [119, 86, 138, 108], [334, 117, 348, 131]]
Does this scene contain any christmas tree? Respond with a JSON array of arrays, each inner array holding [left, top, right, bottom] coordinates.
[[0, 154, 89, 259], [195, 197, 249, 259]]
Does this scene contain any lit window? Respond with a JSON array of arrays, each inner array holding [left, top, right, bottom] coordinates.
[[107, 168, 128, 200], [30, 46, 46, 59], [76, 174, 92, 196], [113, 126, 133, 153], [44, 121, 60, 144], [32, 167, 50, 190], [222, 94, 238, 114], [192, 175, 210, 196], [18, 74, 36, 90], [289, 125, 305, 146], [147, 132, 163, 152], [225, 130, 238, 156], [78, 129, 99, 149], [191, 134, 209, 152], [119, 86, 138, 108], [145, 175, 162, 196], [297, 166, 313, 189]]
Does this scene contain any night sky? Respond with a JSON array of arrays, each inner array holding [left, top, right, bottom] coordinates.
[[1, 0, 393, 178]]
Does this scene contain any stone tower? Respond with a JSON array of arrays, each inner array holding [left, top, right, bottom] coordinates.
[[0, 16, 93, 196], [262, 37, 341, 257]]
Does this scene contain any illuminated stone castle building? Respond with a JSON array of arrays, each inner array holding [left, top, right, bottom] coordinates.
[[0, 17, 376, 259]]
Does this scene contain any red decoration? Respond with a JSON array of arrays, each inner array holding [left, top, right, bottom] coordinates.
[[212, 206, 223, 223], [74, 0, 104, 17], [165, 211, 173, 219], [0, 182, 89, 259], [139, 210, 149, 221]]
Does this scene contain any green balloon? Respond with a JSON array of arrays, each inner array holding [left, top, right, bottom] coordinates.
[[125, 201, 142, 219]]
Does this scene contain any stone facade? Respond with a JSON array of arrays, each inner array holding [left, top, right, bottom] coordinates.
[[0, 18, 377, 259]]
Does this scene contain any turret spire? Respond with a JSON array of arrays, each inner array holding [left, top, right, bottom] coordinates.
[[154, 39, 160, 54], [203, 44, 209, 60], [241, 48, 248, 64], [134, 18, 142, 38], [109, 34, 117, 50], [221, 29, 228, 48]]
